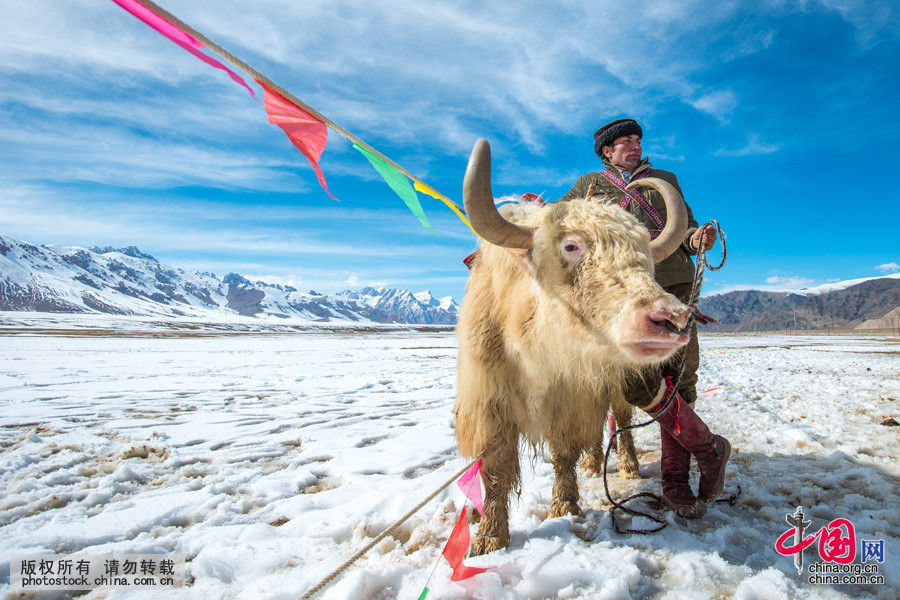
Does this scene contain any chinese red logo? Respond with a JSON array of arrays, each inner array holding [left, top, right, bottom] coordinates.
[[776, 517, 856, 564], [775, 505, 857, 575]]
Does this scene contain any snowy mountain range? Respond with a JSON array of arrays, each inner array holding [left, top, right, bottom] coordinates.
[[0, 234, 458, 324]]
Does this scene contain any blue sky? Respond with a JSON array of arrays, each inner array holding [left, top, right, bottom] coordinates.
[[1, 0, 899, 302]]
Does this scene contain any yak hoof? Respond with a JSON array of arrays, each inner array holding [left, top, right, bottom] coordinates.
[[580, 453, 639, 479], [579, 454, 603, 476], [618, 455, 640, 479], [548, 500, 582, 518], [470, 531, 509, 556]]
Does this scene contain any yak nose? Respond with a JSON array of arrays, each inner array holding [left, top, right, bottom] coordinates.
[[647, 298, 691, 334]]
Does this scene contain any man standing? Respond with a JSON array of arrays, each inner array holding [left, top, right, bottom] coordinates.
[[558, 118, 726, 518]]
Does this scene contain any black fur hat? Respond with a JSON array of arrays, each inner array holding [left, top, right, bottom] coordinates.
[[593, 118, 643, 157]]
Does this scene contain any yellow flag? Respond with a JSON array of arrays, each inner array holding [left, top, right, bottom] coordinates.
[[413, 181, 481, 239]]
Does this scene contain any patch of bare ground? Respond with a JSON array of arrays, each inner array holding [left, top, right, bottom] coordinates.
[[120, 444, 169, 461]]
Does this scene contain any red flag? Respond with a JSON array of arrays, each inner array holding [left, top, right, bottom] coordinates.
[[260, 82, 337, 201], [442, 507, 489, 581]]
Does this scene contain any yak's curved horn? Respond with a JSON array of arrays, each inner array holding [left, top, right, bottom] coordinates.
[[463, 139, 534, 249], [626, 177, 688, 263]]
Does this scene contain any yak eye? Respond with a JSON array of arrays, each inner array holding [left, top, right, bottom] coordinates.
[[560, 239, 585, 261]]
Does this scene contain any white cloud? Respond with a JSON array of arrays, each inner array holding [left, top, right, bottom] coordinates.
[[0, 86, 261, 140], [345, 274, 360, 286], [0, 0, 810, 155], [688, 90, 738, 121], [764, 275, 816, 288], [713, 134, 780, 157], [876, 262, 900, 273], [0, 187, 458, 260], [813, 0, 899, 45], [0, 0, 222, 83], [0, 118, 307, 191]]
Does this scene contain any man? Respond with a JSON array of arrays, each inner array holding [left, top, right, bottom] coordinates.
[[558, 118, 727, 518]]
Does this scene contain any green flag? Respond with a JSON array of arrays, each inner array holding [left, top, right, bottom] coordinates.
[[354, 143, 435, 234]]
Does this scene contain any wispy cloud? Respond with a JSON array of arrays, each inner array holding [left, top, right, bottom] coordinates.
[[876, 262, 900, 273], [0, 0, 798, 153], [688, 90, 738, 121], [815, 0, 900, 44], [0, 1, 221, 82], [0, 187, 464, 261], [713, 134, 780, 157], [764, 275, 816, 288], [0, 118, 310, 190]]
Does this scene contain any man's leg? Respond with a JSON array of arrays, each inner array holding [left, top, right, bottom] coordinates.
[[645, 378, 730, 503], [663, 282, 699, 405], [622, 370, 704, 517]]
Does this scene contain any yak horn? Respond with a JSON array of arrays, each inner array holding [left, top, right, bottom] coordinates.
[[463, 138, 534, 249], [626, 177, 688, 263]]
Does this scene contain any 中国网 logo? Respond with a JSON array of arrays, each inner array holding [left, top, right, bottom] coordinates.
[[774, 505, 885, 586]]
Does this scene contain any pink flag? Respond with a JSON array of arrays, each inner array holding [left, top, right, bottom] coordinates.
[[261, 83, 337, 201], [457, 459, 484, 517], [111, 0, 256, 98], [442, 507, 489, 581]]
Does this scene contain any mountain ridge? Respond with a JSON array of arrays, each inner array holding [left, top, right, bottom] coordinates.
[[697, 276, 900, 332], [0, 234, 458, 325]]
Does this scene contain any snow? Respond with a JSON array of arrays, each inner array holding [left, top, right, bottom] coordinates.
[[1, 315, 898, 599]]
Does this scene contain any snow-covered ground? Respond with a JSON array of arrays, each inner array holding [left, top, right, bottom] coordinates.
[[1, 315, 898, 600]]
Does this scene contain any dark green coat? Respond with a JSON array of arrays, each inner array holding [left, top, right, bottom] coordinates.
[[557, 157, 699, 288]]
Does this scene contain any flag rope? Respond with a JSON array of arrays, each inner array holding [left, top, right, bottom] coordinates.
[[128, 0, 476, 233], [417, 463, 480, 598], [299, 458, 479, 600]]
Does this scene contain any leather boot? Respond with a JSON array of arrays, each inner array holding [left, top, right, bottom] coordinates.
[[695, 434, 731, 501], [660, 426, 706, 517], [647, 377, 731, 503]]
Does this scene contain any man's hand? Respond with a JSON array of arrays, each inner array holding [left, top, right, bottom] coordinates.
[[691, 226, 717, 251]]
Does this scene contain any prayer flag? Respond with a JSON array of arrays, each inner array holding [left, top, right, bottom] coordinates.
[[261, 83, 337, 201], [414, 181, 480, 238], [111, 0, 256, 98], [442, 507, 489, 581], [456, 459, 484, 517], [354, 144, 435, 234]]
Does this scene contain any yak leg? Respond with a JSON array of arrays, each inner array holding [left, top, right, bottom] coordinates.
[[548, 439, 582, 518], [470, 427, 519, 556], [579, 406, 640, 479], [612, 400, 640, 479], [579, 437, 606, 476]]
